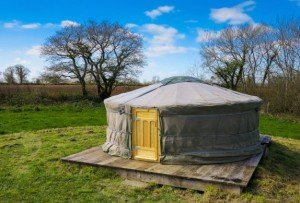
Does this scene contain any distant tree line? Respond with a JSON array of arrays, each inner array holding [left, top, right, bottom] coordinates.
[[1, 65, 30, 84]]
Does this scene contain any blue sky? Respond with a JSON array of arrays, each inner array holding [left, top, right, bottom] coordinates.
[[0, 0, 299, 81]]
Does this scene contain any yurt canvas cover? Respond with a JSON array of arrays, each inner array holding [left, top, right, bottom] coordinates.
[[102, 76, 263, 164]]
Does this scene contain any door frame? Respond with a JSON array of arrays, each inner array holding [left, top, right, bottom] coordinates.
[[131, 108, 160, 162]]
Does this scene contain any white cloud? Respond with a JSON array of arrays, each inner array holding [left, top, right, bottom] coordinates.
[[3, 20, 20, 28], [143, 24, 187, 57], [196, 29, 220, 43], [146, 46, 187, 57], [210, 1, 255, 25], [185, 19, 199, 23], [14, 57, 30, 64], [125, 23, 138, 29], [21, 23, 41, 29], [26, 45, 42, 56], [44, 23, 57, 28], [60, 20, 80, 28], [3, 20, 41, 29], [0, 49, 46, 80], [145, 5, 174, 19]]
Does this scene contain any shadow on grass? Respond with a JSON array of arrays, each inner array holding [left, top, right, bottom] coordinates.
[[245, 140, 300, 197]]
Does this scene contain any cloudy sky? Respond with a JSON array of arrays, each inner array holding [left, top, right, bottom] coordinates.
[[0, 0, 299, 81]]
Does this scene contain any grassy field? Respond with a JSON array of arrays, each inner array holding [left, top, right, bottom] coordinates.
[[0, 104, 299, 139], [260, 114, 300, 140], [0, 103, 106, 135], [0, 126, 299, 202], [0, 103, 299, 202]]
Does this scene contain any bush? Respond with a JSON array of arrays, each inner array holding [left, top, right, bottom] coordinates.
[[241, 78, 300, 116], [0, 84, 142, 106]]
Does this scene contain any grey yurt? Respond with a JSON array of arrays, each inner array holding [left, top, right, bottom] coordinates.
[[102, 76, 263, 164]]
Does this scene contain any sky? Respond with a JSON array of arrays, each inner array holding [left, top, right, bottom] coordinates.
[[0, 0, 299, 82]]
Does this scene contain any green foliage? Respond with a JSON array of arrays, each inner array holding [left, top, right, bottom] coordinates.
[[215, 60, 244, 90]]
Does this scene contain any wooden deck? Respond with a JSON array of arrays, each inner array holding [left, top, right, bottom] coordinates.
[[62, 138, 270, 194]]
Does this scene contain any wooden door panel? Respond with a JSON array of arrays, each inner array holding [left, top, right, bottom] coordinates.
[[132, 108, 159, 162]]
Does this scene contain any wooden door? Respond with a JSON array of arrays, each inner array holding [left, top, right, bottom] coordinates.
[[132, 108, 159, 162]]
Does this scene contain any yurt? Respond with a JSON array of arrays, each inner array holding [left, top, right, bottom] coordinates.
[[102, 76, 263, 164]]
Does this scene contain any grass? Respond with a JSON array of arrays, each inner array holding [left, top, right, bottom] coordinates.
[[260, 114, 300, 140], [0, 104, 299, 140], [0, 103, 299, 202], [0, 103, 106, 135], [0, 126, 299, 202], [0, 126, 202, 202]]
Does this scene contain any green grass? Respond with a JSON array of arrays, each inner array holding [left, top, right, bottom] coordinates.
[[0, 103, 299, 202], [0, 103, 106, 135], [0, 126, 203, 202], [0, 104, 299, 140], [260, 114, 300, 140], [0, 126, 299, 202]]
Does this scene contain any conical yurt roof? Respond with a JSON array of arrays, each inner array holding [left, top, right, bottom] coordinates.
[[104, 76, 262, 110]]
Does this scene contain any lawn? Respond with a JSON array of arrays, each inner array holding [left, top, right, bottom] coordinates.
[[0, 103, 299, 202], [0, 126, 299, 202], [0, 103, 106, 135], [260, 114, 300, 140]]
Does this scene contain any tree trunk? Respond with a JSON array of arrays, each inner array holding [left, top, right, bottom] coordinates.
[[261, 68, 269, 87], [93, 79, 111, 101], [99, 88, 112, 101], [96, 83, 101, 96], [80, 79, 88, 97]]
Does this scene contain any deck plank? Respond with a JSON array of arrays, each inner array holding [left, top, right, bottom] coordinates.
[[62, 144, 269, 193]]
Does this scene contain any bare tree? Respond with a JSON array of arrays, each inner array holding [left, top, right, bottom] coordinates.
[[200, 26, 249, 89], [38, 71, 68, 84], [186, 61, 206, 80], [41, 26, 89, 97], [151, 76, 160, 84], [13, 64, 30, 84], [85, 21, 145, 100], [259, 29, 278, 86], [3, 66, 16, 84], [200, 24, 281, 89], [244, 25, 266, 85], [198, 19, 300, 115], [242, 24, 279, 87], [274, 19, 300, 82], [42, 21, 145, 100], [271, 19, 300, 110]]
